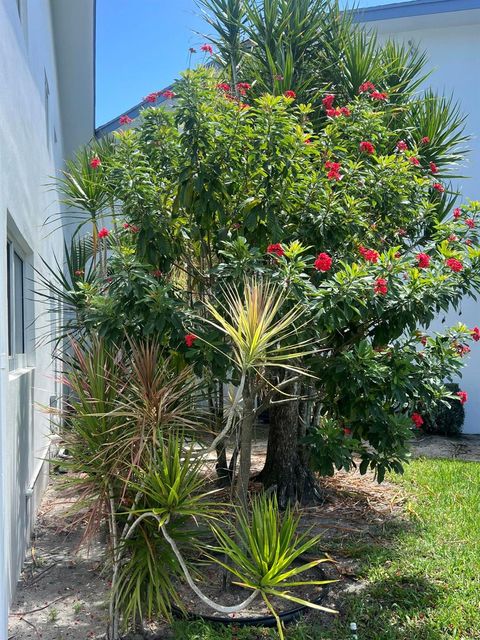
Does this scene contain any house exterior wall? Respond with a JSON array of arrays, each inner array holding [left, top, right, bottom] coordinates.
[[358, 5, 480, 433], [0, 0, 94, 633]]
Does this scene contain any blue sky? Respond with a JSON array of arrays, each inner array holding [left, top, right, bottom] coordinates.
[[95, 0, 410, 126]]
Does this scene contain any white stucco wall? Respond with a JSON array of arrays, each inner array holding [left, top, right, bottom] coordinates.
[[361, 8, 480, 434], [0, 0, 94, 633]]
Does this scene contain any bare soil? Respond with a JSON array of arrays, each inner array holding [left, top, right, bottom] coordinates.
[[8, 434, 480, 640]]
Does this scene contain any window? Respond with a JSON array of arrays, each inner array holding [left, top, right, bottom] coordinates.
[[6, 240, 26, 360]]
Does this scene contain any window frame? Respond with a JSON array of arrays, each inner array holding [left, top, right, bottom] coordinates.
[[6, 237, 28, 371]]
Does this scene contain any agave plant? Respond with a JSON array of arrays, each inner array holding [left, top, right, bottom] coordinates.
[[210, 493, 337, 639]]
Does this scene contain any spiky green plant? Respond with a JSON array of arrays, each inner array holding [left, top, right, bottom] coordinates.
[[210, 493, 337, 639]]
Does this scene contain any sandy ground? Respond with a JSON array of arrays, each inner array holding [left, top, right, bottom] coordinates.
[[8, 434, 480, 640]]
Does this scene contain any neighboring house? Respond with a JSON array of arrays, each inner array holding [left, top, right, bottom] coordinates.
[[355, 0, 480, 433], [0, 0, 95, 635]]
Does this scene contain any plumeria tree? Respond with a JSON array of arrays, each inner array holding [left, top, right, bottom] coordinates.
[[44, 0, 480, 508]]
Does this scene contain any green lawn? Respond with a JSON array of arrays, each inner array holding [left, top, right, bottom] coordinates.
[[171, 458, 480, 640]]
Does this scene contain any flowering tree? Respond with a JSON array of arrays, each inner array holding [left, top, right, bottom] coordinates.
[[45, 0, 480, 506]]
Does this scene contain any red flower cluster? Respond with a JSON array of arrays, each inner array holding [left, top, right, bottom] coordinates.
[[144, 92, 159, 103], [314, 252, 332, 272], [396, 140, 408, 152], [453, 208, 462, 219], [457, 390, 468, 404], [123, 222, 140, 233], [374, 277, 388, 295], [409, 157, 420, 166], [411, 413, 424, 428], [304, 138, 312, 145], [325, 161, 341, 180], [284, 90, 296, 99], [448, 234, 458, 243], [446, 258, 463, 272], [161, 90, 176, 99], [421, 136, 430, 145], [152, 269, 163, 278], [416, 253, 431, 269], [370, 91, 388, 101], [359, 141, 375, 155], [119, 115, 133, 125], [266, 243, 284, 257], [217, 82, 230, 92], [359, 245, 379, 263], [471, 326, 480, 341], [185, 333, 197, 347], [465, 218, 475, 229], [358, 81, 376, 93], [90, 156, 101, 169], [433, 183, 445, 193], [429, 162, 438, 174], [237, 82, 251, 95], [343, 427, 352, 436], [326, 107, 351, 118], [322, 94, 335, 109], [98, 227, 109, 239], [200, 43, 213, 53]]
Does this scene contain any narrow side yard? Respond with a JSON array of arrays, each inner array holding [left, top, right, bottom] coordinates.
[[8, 449, 480, 640]]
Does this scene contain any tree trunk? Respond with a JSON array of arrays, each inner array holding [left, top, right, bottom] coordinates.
[[235, 375, 254, 509], [259, 398, 319, 508]]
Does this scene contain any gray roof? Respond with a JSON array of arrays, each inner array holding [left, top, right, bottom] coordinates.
[[354, 0, 480, 23]]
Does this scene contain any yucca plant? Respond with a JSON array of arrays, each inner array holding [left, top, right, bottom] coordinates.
[[112, 434, 223, 636], [210, 493, 336, 639], [202, 278, 314, 506]]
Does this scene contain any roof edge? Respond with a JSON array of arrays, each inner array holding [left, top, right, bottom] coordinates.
[[353, 0, 480, 23]]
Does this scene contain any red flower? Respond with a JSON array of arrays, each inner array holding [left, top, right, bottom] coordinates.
[[145, 92, 159, 103], [200, 43, 213, 53], [446, 258, 463, 272], [340, 106, 351, 116], [416, 253, 430, 269], [119, 115, 133, 125], [466, 238, 473, 246], [420, 336, 427, 346], [448, 234, 458, 242], [432, 183, 445, 192], [471, 326, 480, 342], [326, 107, 341, 117], [453, 208, 462, 219], [98, 227, 109, 239], [457, 390, 468, 404], [411, 413, 424, 428], [304, 138, 312, 145], [370, 91, 388, 101], [359, 81, 376, 93], [374, 277, 388, 295], [217, 82, 230, 92], [284, 90, 296, 99], [314, 252, 333, 272], [322, 94, 335, 109], [90, 156, 101, 169], [421, 136, 430, 145], [429, 161, 439, 174], [325, 161, 341, 180], [343, 427, 352, 436], [456, 344, 471, 357], [359, 245, 379, 263], [359, 141, 375, 155], [185, 333, 198, 347], [74, 269, 84, 277], [266, 243, 284, 257], [465, 218, 475, 229], [152, 269, 163, 278], [237, 82, 251, 96], [396, 140, 408, 152], [409, 156, 420, 166], [161, 90, 176, 99]]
